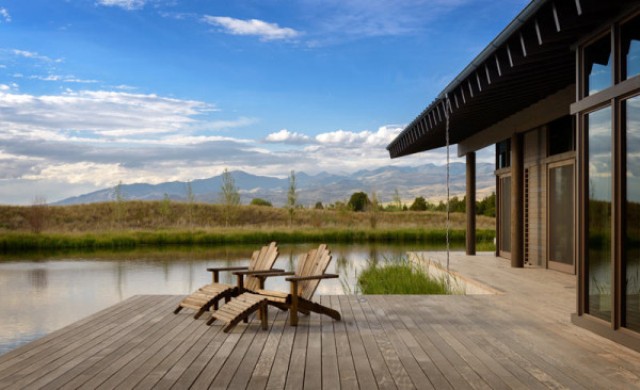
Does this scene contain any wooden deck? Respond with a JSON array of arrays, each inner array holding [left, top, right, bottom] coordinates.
[[1, 252, 640, 389]]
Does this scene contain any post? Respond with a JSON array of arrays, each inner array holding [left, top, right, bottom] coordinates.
[[466, 152, 476, 255], [511, 133, 524, 267], [290, 280, 299, 326]]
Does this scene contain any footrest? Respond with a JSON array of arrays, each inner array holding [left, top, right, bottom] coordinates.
[[207, 293, 269, 332]]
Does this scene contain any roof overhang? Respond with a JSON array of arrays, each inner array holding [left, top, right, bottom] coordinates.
[[387, 0, 640, 159]]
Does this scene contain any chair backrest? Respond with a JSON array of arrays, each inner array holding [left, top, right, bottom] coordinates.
[[245, 242, 279, 291], [294, 244, 332, 300]]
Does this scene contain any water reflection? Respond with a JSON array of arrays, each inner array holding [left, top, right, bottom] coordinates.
[[0, 243, 430, 355]]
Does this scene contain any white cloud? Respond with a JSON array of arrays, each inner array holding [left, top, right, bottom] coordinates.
[[265, 129, 311, 144], [202, 16, 300, 41], [96, 0, 146, 10], [29, 74, 99, 83], [0, 8, 10, 23], [315, 125, 401, 147], [12, 49, 63, 63]]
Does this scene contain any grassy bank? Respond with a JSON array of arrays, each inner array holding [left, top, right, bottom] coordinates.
[[0, 201, 496, 251], [357, 257, 450, 294], [0, 228, 495, 251]]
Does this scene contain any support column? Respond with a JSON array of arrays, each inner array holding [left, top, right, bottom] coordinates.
[[466, 152, 476, 255], [511, 133, 524, 267]]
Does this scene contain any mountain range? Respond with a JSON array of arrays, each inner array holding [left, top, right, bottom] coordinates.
[[55, 162, 496, 207]]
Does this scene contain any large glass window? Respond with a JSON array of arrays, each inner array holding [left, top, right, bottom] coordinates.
[[548, 116, 575, 156], [496, 140, 511, 169], [549, 163, 574, 266], [584, 35, 612, 96], [622, 16, 640, 80], [499, 176, 511, 253], [587, 106, 612, 322], [625, 96, 640, 331]]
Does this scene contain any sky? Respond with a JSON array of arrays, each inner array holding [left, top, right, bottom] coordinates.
[[0, 0, 529, 204]]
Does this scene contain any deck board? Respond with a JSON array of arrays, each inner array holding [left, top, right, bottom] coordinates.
[[1, 252, 640, 389]]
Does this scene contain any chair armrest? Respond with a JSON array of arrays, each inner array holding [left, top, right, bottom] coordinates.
[[206, 266, 248, 272], [207, 266, 248, 283], [233, 268, 295, 278], [285, 274, 339, 282]]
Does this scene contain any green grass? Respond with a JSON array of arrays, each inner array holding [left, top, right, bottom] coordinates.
[[0, 228, 496, 252], [357, 257, 450, 294]]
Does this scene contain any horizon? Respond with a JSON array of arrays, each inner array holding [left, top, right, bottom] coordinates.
[[0, 0, 527, 204]]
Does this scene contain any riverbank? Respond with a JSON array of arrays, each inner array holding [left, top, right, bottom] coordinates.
[[0, 227, 495, 251]]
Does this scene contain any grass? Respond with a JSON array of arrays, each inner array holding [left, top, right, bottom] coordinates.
[[357, 257, 451, 294], [0, 228, 496, 252], [0, 201, 497, 252]]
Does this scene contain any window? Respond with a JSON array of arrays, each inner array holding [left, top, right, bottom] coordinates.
[[496, 139, 511, 169], [548, 116, 575, 156], [622, 15, 640, 80], [584, 34, 612, 96], [586, 106, 612, 322], [625, 96, 640, 331]]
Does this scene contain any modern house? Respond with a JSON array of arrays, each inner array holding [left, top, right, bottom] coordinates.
[[388, 0, 640, 352]]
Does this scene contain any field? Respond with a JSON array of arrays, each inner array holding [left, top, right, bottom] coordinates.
[[0, 201, 496, 251]]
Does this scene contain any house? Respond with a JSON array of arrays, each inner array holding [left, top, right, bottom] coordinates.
[[388, 0, 640, 352]]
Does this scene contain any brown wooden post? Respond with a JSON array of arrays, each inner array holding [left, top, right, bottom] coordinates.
[[511, 133, 524, 267], [290, 280, 299, 326], [466, 152, 476, 255]]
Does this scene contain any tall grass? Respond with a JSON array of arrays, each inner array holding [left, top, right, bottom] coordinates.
[[357, 257, 450, 294], [0, 228, 495, 252]]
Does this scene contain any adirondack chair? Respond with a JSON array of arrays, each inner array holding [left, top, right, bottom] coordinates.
[[173, 242, 279, 319], [206, 244, 341, 332]]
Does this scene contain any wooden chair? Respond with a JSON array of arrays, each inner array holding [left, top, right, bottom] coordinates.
[[173, 242, 279, 319], [206, 244, 341, 332]]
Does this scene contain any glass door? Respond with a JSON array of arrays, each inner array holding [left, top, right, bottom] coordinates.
[[547, 161, 575, 273], [498, 175, 512, 258]]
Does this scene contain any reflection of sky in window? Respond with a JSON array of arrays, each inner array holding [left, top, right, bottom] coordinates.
[[629, 96, 640, 203], [588, 107, 612, 202], [627, 41, 640, 79], [589, 61, 612, 95]]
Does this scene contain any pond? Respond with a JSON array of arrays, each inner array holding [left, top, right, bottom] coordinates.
[[0, 242, 433, 356]]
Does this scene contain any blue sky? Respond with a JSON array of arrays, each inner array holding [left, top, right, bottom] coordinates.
[[0, 0, 528, 204]]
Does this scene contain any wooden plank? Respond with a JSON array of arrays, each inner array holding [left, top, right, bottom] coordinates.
[[366, 296, 433, 390], [0, 294, 148, 367], [303, 308, 322, 390], [358, 296, 415, 390], [40, 298, 186, 390], [379, 296, 451, 390], [336, 295, 380, 390], [153, 320, 229, 389], [208, 318, 263, 389], [183, 331, 244, 389], [283, 315, 309, 390], [246, 307, 287, 390], [130, 316, 211, 389], [330, 295, 358, 390], [319, 296, 340, 390], [228, 308, 283, 390], [347, 295, 397, 390], [0, 296, 178, 389], [69, 301, 189, 389], [264, 311, 296, 390]]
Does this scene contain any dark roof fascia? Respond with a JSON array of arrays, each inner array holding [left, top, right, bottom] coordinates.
[[387, 0, 550, 158]]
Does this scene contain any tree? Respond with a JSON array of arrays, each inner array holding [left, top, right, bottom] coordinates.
[[476, 192, 496, 217], [185, 180, 195, 228], [314, 201, 324, 210], [25, 196, 48, 234], [392, 188, 402, 211], [251, 198, 272, 207], [348, 191, 370, 212], [219, 168, 240, 227], [286, 170, 297, 226], [410, 196, 428, 211], [368, 191, 380, 228], [112, 181, 126, 228]]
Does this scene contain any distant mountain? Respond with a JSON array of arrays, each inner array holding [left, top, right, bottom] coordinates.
[[55, 163, 495, 206]]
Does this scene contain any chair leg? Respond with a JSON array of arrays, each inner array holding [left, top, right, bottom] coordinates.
[[260, 303, 268, 330], [173, 305, 183, 314], [290, 281, 299, 326]]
